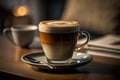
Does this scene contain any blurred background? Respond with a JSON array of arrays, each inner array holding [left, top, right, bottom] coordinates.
[[0, 0, 66, 33], [0, 0, 120, 37]]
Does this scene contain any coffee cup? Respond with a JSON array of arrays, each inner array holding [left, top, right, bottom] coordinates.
[[39, 20, 90, 63], [3, 25, 37, 48]]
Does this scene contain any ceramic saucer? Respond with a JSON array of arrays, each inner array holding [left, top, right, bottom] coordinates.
[[21, 51, 92, 70]]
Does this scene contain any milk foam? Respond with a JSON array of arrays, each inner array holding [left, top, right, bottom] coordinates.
[[39, 20, 79, 33]]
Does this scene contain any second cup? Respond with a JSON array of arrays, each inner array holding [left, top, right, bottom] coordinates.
[[3, 25, 37, 48]]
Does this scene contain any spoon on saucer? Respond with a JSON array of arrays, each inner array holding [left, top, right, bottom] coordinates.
[[23, 56, 55, 69]]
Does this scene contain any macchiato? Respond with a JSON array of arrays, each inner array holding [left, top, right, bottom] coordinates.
[[39, 20, 79, 61], [39, 20, 90, 63]]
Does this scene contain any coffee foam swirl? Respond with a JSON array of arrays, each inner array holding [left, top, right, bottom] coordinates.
[[39, 20, 79, 33], [46, 21, 73, 27]]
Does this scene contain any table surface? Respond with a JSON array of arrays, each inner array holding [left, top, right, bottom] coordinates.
[[0, 35, 120, 80]]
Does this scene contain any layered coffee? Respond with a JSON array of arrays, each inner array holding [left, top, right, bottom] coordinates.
[[39, 20, 79, 61]]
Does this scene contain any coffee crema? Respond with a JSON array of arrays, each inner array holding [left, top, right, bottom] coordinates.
[[39, 20, 79, 33]]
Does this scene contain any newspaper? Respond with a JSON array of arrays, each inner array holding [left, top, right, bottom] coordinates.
[[78, 34, 120, 58]]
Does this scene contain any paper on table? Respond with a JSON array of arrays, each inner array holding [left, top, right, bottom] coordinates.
[[88, 34, 120, 50], [87, 50, 120, 59], [78, 34, 120, 58]]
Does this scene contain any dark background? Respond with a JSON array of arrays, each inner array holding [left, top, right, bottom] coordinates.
[[0, 0, 120, 37], [0, 0, 66, 33]]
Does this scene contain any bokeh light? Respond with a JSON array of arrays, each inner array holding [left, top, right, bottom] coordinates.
[[13, 5, 29, 17]]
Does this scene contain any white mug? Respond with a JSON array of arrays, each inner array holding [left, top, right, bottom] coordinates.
[[3, 25, 37, 48]]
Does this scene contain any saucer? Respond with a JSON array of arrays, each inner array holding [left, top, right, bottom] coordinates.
[[21, 51, 93, 70]]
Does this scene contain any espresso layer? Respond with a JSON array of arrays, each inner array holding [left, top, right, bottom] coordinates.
[[39, 32, 78, 44]]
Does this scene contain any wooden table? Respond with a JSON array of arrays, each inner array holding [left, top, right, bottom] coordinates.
[[0, 35, 120, 80]]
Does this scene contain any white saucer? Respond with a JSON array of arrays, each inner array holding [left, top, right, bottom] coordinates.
[[21, 51, 93, 70]]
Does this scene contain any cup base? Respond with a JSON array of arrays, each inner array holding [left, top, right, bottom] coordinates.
[[42, 57, 72, 64]]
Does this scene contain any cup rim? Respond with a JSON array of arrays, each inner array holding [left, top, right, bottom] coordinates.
[[39, 20, 80, 33], [11, 25, 37, 31]]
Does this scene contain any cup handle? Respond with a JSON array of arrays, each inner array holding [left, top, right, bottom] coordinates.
[[75, 31, 90, 51], [3, 28, 15, 45]]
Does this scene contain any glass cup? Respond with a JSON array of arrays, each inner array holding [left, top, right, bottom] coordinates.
[[39, 20, 90, 63]]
